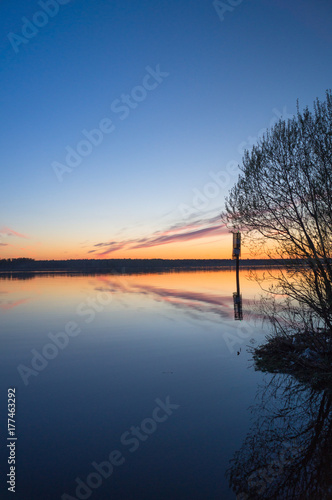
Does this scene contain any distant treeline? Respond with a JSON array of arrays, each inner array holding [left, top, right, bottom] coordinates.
[[0, 258, 292, 275]]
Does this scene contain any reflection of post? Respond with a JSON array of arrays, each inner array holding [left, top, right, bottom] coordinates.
[[233, 292, 243, 321], [232, 232, 243, 320], [236, 253, 240, 296]]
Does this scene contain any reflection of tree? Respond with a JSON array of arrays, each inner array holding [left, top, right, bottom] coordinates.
[[0, 273, 35, 280], [227, 374, 332, 499]]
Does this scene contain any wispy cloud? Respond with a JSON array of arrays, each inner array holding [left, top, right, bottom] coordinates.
[[0, 227, 29, 239], [89, 215, 228, 256], [96, 243, 132, 256], [94, 241, 117, 247], [132, 223, 228, 249]]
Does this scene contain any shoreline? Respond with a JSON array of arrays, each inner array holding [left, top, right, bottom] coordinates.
[[0, 258, 294, 275], [253, 331, 332, 392]]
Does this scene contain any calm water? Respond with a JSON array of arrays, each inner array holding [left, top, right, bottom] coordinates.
[[1, 270, 329, 499]]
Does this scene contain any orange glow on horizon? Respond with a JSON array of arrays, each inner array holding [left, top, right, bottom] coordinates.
[[0, 230, 277, 261], [0, 242, 264, 261]]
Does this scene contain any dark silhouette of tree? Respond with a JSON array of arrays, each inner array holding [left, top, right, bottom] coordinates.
[[222, 91, 332, 342]]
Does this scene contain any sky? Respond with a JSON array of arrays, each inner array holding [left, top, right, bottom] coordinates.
[[1, 0, 332, 260]]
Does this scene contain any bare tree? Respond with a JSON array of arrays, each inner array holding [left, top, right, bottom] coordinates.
[[222, 91, 332, 339]]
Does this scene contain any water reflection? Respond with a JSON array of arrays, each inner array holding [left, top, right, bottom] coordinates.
[[227, 374, 332, 499], [0, 270, 271, 499], [0, 297, 31, 312], [233, 292, 243, 321], [0, 270, 258, 323], [233, 278, 243, 322], [232, 233, 243, 321], [94, 275, 244, 322], [0, 272, 36, 280]]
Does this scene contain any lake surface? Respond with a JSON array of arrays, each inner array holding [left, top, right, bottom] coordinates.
[[1, 270, 330, 499]]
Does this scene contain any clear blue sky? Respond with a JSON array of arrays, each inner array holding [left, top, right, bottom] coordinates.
[[1, 0, 332, 259]]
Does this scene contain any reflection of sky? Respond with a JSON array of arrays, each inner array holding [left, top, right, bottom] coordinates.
[[93, 269, 264, 323], [96, 277, 238, 322], [0, 269, 266, 323], [0, 296, 31, 312], [0, 270, 273, 499]]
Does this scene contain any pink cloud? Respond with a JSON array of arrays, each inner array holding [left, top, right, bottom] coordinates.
[[96, 242, 132, 257], [90, 215, 228, 256], [0, 227, 29, 239], [131, 224, 228, 249]]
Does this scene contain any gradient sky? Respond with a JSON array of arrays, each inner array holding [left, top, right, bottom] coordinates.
[[1, 0, 332, 260]]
